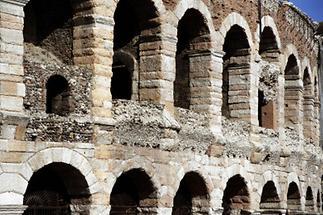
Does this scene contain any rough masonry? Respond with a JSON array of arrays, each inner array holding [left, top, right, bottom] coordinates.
[[0, 0, 322, 214]]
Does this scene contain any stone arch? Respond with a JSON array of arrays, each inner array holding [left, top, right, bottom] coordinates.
[[110, 168, 159, 214], [256, 15, 281, 50], [112, 0, 169, 104], [260, 171, 283, 202], [169, 164, 214, 206], [283, 44, 301, 73], [301, 57, 313, 84], [305, 186, 315, 212], [284, 51, 302, 131], [221, 19, 253, 120], [173, 7, 212, 109], [45, 74, 71, 115], [23, 162, 91, 214], [316, 189, 321, 212], [260, 181, 281, 212], [107, 157, 162, 201], [172, 171, 210, 214], [111, 50, 139, 100], [173, 0, 216, 47], [222, 174, 250, 214], [218, 12, 253, 50], [287, 181, 301, 212], [23, 0, 90, 64], [24, 148, 98, 196]]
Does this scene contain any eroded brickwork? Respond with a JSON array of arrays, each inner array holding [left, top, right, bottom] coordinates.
[[0, 0, 322, 214]]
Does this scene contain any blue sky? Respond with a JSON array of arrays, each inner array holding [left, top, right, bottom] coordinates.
[[289, 0, 323, 21]]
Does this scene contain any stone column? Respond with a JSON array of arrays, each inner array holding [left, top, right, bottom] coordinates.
[[188, 49, 223, 134], [72, 2, 115, 144], [0, 205, 26, 215], [139, 24, 177, 112], [314, 100, 320, 144], [284, 79, 303, 137], [0, 0, 28, 140], [303, 95, 315, 140], [227, 50, 255, 124]]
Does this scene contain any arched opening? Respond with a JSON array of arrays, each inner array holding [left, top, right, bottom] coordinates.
[[23, 162, 91, 215], [284, 55, 301, 130], [259, 27, 279, 60], [174, 9, 211, 109], [303, 68, 314, 139], [222, 174, 250, 215], [110, 168, 158, 214], [222, 25, 251, 119], [260, 181, 281, 213], [258, 26, 280, 129], [113, 0, 160, 101], [46, 75, 71, 115], [172, 172, 210, 214], [305, 187, 314, 212], [111, 53, 136, 100], [287, 182, 301, 213], [23, 0, 77, 64]]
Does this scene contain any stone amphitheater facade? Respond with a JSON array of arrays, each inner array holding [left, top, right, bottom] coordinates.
[[0, 0, 322, 214]]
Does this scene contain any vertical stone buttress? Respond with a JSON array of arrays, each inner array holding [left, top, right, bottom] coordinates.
[[303, 87, 315, 140], [73, 0, 115, 142], [139, 23, 176, 112], [188, 49, 223, 134], [0, 1, 28, 213], [0, 0, 28, 141], [72, 0, 113, 213]]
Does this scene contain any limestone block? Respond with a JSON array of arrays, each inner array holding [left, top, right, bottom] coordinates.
[[0, 96, 23, 112]]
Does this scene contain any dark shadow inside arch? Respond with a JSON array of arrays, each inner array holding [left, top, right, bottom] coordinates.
[[259, 27, 279, 60], [23, 162, 91, 215], [284, 55, 301, 128], [23, 0, 84, 64], [287, 182, 301, 213], [46, 75, 72, 116], [174, 9, 211, 109], [113, 0, 160, 51], [110, 168, 158, 215], [258, 26, 280, 129], [111, 53, 135, 100], [113, 0, 160, 102], [260, 181, 281, 214], [305, 186, 314, 212], [172, 171, 210, 215], [222, 25, 250, 118], [222, 174, 250, 215]]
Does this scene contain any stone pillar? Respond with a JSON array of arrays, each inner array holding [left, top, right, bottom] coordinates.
[[0, 205, 26, 215], [139, 25, 177, 112], [303, 95, 315, 140], [188, 50, 223, 134], [277, 72, 286, 142], [284, 79, 303, 137], [0, 0, 28, 140], [226, 50, 255, 124], [72, 2, 115, 144]]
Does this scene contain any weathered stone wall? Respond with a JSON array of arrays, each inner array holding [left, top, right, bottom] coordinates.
[[0, 0, 322, 214]]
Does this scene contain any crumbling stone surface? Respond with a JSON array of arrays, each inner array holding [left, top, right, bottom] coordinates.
[[24, 43, 92, 115], [25, 115, 93, 142], [23, 43, 93, 142], [259, 60, 280, 102], [38, 22, 73, 65]]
